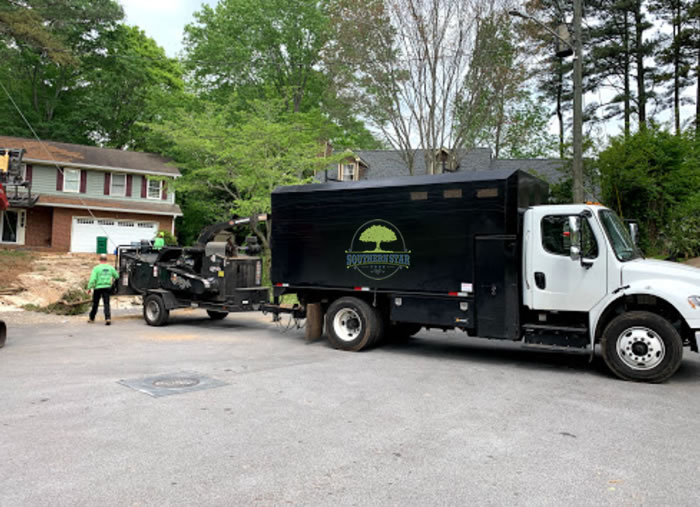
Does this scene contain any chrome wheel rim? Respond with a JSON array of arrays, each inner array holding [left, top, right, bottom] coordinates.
[[333, 308, 362, 342], [146, 300, 160, 322], [616, 326, 666, 370]]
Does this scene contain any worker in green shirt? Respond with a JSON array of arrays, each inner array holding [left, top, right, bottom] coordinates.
[[153, 231, 165, 250], [87, 253, 119, 325]]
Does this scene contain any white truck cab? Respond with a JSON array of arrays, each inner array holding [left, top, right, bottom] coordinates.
[[523, 203, 700, 382]]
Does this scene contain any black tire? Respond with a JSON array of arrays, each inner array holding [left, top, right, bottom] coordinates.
[[207, 310, 228, 320], [601, 311, 683, 383], [326, 297, 384, 351], [0, 320, 6, 348], [143, 294, 169, 326]]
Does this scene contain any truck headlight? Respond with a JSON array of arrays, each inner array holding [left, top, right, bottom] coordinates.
[[689, 296, 700, 309]]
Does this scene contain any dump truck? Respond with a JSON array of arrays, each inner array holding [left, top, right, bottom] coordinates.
[[270, 169, 700, 382]]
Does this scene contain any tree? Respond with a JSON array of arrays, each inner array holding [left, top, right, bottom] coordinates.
[[597, 125, 700, 256], [80, 25, 184, 148], [327, 0, 508, 174], [359, 225, 397, 252], [183, 0, 329, 113], [144, 99, 342, 249], [0, 0, 125, 143]]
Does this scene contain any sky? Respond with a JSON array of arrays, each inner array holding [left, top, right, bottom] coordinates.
[[119, 0, 215, 57]]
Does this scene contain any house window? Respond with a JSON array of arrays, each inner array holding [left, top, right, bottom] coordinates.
[[339, 163, 356, 181], [147, 179, 162, 200], [0, 209, 25, 244], [63, 168, 80, 193], [111, 173, 126, 197]]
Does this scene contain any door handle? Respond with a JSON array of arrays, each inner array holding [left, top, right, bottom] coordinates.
[[534, 272, 546, 289]]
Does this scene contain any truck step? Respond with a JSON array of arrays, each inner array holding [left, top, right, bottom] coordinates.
[[523, 324, 588, 334]]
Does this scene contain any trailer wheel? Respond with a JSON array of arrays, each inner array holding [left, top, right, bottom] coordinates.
[[0, 320, 6, 348], [207, 310, 228, 320], [601, 311, 683, 383], [326, 297, 383, 351], [144, 294, 169, 327]]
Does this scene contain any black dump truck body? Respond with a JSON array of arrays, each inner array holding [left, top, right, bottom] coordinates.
[[271, 169, 548, 340]]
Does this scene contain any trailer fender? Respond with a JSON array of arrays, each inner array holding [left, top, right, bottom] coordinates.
[[148, 289, 180, 310]]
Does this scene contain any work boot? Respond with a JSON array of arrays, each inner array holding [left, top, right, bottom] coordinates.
[[105, 319, 111, 326], [87, 319, 94, 324]]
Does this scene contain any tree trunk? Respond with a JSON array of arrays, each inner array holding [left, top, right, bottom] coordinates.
[[634, 1, 646, 129], [557, 62, 564, 158], [673, 2, 681, 136], [623, 11, 631, 137]]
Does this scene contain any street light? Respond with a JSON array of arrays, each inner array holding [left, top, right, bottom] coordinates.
[[508, 5, 584, 204]]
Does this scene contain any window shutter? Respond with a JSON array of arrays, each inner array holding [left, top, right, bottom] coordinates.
[[104, 173, 111, 195], [56, 169, 63, 191], [26, 165, 32, 183], [80, 170, 87, 193], [141, 177, 147, 198], [161, 181, 167, 200], [126, 175, 133, 197]]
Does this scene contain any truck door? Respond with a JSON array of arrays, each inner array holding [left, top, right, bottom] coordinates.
[[475, 236, 519, 340], [524, 208, 607, 312]]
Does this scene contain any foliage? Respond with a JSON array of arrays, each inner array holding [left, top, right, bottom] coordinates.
[[80, 25, 184, 148], [597, 126, 700, 257], [183, 0, 329, 113], [144, 99, 343, 249], [23, 287, 91, 315]]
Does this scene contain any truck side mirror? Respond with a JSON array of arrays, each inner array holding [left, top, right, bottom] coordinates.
[[628, 222, 639, 246], [568, 216, 581, 261]]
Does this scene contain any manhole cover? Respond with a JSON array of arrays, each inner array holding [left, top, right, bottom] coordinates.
[[152, 377, 200, 388], [118, 372, 227, 398]]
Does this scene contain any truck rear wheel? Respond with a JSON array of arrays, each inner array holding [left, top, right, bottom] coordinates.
[[601, 311, 683, 383], [207, 310, 228, 320], [144, 294, 169, 327], [326, 297, 383, 351]]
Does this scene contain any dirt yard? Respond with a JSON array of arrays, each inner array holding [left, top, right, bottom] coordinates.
[[687, 257, 700, 268], [0, 252, 139, 312]]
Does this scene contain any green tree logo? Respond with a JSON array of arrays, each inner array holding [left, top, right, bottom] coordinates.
[[359, 225, 397, 252]]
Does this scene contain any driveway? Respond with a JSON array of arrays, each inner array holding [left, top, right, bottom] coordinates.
[[1, 310, 699, 506]]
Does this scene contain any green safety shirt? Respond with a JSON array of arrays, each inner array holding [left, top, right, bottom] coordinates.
[[153, 237, 165, 250], [88, 263, 119, 290]]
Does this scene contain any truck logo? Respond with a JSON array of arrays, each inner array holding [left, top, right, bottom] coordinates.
[[346, 220, 411, 280]]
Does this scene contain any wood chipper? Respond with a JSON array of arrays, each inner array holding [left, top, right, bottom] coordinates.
[[115, 217, 269, 326]]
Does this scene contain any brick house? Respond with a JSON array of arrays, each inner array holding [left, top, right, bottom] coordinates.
[[0, 136, 181, 252]]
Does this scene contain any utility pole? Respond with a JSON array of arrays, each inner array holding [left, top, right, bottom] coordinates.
[[572, 0, 584, 203], [509, 3, 584, 203]]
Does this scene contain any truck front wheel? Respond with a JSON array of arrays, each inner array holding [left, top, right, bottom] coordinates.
[[326, 297, 383, 351], [601, 311, 683, 383], [144, 294, 170, 327]]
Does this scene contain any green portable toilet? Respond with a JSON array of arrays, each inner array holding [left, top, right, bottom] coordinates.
[[96, 236, 108, 254]]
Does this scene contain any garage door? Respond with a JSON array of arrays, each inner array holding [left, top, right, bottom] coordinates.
[[70, 217, 159, 253]]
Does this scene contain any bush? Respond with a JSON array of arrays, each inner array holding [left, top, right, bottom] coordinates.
[[597, 126, 700, 257]]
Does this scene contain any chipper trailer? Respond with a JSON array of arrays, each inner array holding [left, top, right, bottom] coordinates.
[[269, 168, 700, 382], [115, 217, 269, 325]]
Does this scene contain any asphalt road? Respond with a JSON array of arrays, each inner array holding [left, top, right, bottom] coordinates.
[[1, 310, 699, 506]]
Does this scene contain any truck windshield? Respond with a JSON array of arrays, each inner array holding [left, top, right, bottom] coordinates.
[[599, 209, 641, 262]]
